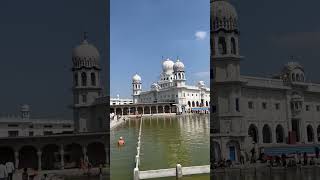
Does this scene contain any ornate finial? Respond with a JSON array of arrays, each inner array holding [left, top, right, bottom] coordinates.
[[83, 32, 88, 41]]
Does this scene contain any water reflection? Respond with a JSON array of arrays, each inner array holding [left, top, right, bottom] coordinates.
[[212, 168, 320, 180], [111, 114, 209, 180]]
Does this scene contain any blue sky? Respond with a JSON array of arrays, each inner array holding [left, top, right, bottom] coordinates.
[[110, 0, 210, 98]]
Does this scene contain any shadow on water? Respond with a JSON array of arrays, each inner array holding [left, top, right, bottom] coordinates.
[[111, 114, 210, 180]]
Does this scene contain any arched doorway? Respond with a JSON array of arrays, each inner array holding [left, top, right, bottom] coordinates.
[[307, 125, 314, 142], [151, 106, 157, 114], [137, 107, 143, 114], [262, 124, 272, 143], [0, 147, 14, 165], [158, 106, 163, 113], [116, 108, 122, 116], [144, 107, 150, 114], [212, 142, 221, 162], [87, 142, 106, 167], [164, 105, 170, 113], [123, 107, 129, 115], [130, 107, 136, 115], [226, 140, 240, 162], [276, 125, 284, 143], [19, 146, 38, 169], [64, 143, 83, 168], [248, 124, 258, 143], [41, 144, 60, 170]]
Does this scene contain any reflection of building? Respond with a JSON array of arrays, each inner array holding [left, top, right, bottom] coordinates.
[[131, 59, 210, 114], [211, 0, 320, 163], [0, 34, 108, 171]]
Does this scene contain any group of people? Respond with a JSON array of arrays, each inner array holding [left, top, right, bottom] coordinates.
[[0, 161, 14, 180], [0, 161, 48, 180], [268, 152, 320, 167], [80, 153, 92, 175]]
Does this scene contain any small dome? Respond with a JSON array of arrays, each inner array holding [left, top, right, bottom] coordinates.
[[72, 37, 100, 68], [198, 81, 205, 86], [21, 104, 30, 112], [212, 0, 238, 31], [162, 58, 174, 74], [284, 62, 304, 71], [173, 60, 185, 72], [132, 74, 141, 83], [151, 83, 161, 90]]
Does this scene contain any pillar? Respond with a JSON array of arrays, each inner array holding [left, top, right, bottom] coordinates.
[[176, 164, 183, 178], [14, 151, 19, 169], [60, 144, 64, 170], [142, 107, 144, 115], [156, 106, 158, 114], [37, 150, 42, 171], [121, 108, 123, 116], [82, 146, 87, 157], [149, 106, 151, 114], [128, 108, 131, 115], [169, 106, 172, 113], [162, 106, 165, 113], [105, 148, 109, 165]]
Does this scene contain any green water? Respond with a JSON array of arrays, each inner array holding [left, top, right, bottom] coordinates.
[[212, 168, 320, 180], [111, 114, 210, 180]]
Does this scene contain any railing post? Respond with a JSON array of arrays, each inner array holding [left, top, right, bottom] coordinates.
[[176, 164, 183, 179], [134, 167, 140, 180], [136, 155, 140, 167]]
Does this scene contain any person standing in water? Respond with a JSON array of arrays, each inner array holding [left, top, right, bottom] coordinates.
[[118, 137, 125, 146]]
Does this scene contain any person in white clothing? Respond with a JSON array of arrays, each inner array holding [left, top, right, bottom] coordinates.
[[5, 161, 14, 180], [0, 162, 8, 180]]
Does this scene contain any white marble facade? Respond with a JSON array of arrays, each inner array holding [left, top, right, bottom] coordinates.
[[211, 0, 320, 162], [132, 58, 210, 114]]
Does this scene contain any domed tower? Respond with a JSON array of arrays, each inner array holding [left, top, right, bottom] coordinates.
[[211, 0, 244, 148], [173, 59, 186, 87], [132, 74, 142, 104], [20, 104, 30, 120], [281, 62, 305, 83], [72, 33, 102, 132], [211, 0, 241, 82]]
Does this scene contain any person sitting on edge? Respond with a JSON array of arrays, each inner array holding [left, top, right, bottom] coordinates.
[[118, 137, 125, 145], [22, 168, 28, 180], [41, 174, 49, 180]]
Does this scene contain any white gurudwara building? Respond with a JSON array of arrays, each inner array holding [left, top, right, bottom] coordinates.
[[211, 0, 320, 163], [131, 58, 210, 114]]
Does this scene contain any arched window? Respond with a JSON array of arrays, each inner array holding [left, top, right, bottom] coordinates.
[[74, 73, 78, 86], [81, 72, 87, 86], [206, 101, 208, 107], [178, 73, 181, 79], [296, 74, 300, 81], [263, 124, 272, 143], [231, 37, 237, 54], [248, 124, 258, 143], [218, 37, 227, 55], [188, 101, 191, 107], [307, 125, 314, 142], [276, 125, 284, 143], [196, 101, 199, 107], [91, 73, 96, 86], [292, 73, 295, 81], [192, 101, 195, 107]]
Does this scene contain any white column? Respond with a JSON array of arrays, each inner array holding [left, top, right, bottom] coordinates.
[[60, 144, 64, 170], [14, 151, 19, 169], [37, 150, 42, 171]]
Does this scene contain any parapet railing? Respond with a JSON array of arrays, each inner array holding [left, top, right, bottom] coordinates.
[[135, 164, 210, 180], [133, 117, 143, 179]]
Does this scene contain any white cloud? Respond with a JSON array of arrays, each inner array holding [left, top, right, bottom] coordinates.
[[193, 71, 210, 78], [195, 31, 207, 40]]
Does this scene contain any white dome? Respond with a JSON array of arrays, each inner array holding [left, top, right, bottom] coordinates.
[[162, 58, 174, 74], [132, 74, 141, 83], [173, 60, 185, 72], [212, 0, 238, 31], [198, 81, 205, 86], [72, 39, 100, 68]]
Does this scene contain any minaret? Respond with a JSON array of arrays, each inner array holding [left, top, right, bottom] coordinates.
[[132, 74, 142, 104], [211, 0, 243, 136], [72, 33, 102, 132], [21, 104, 30, 120], [173, 59, 186, 87]]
